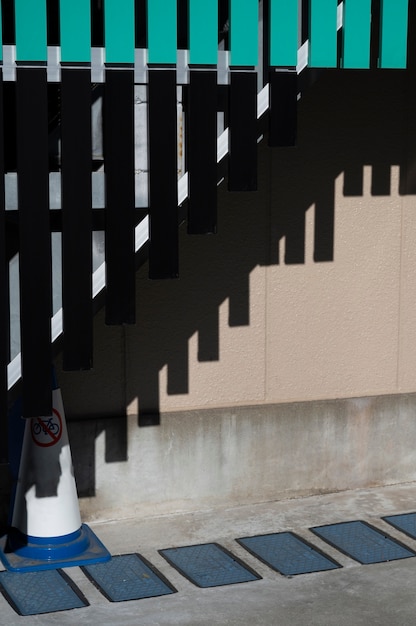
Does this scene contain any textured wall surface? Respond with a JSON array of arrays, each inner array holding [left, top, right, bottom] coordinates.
[[49, 68, 416, 520], [68, 394, 416, 521], [58, 69, 416, 416]]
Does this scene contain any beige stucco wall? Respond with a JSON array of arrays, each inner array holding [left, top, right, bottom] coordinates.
[[35, 68, 416, 521], [57, 68, 416, 417]]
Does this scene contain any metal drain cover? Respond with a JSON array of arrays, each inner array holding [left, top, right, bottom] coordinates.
[[159, 543, 261, 588], [237, 531, 341, 575], [311, 520, 416, 564], [0, 569, 88, 616], [82, 553, 176, 602], [383, 513, 416, 540]]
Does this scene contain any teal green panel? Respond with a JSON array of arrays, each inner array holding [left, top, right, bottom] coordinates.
[[147, 0, 177, 64], [104, 0, 135, 63], [309, 0, 338, 68], [379, 0, 409, 68], [15, 0, 47, 61], [60, 0, 91, 62], [230, 0, 258, 66], [270, 0, 298, 67], [342, 0, 371, 68], [189, 0, 218, 65]]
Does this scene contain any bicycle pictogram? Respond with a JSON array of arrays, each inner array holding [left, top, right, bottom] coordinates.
[[32, 416, 59, 436], [31, 408, 63, 447]]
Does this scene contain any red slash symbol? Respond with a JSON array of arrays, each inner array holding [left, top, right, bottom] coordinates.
[[31, 409, 63, 447]]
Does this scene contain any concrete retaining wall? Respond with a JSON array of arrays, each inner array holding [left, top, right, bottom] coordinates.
[[67, 393, 416, 522]]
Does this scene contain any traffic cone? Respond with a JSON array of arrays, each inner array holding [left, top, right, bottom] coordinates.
[[0, 377, 111, 571]]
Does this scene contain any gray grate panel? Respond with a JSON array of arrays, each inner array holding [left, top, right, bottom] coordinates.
[[311, 520, 416, 564], [0, 569, 88, 616], [237, 532, 341, 575], [82, 553, 176, 602], [383, 513, 416, 540], [159, 543, 261, 588]]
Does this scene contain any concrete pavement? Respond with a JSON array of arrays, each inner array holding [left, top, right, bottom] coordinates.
[[1, 482, 416, 624]]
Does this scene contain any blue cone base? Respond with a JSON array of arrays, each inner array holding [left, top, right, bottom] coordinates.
[[0, 524, 111, 572]]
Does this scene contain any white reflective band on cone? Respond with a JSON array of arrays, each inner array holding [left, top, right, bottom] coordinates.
[[12, 388, 82, 538]]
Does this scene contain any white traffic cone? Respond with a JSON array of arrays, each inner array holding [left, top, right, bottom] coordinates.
[[0, 382, 111, 571]]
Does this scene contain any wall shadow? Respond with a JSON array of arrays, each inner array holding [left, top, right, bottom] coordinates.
[[57, 64, 416, 501]]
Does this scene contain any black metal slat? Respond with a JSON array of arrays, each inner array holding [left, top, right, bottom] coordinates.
[[1, 2, 15, 45], [61, 68, 93, 370], [135, 0, 147, 48], [0, 71, 8, 462], [16, 68, 52, 417], [91, 0, 104, 47], [46, 0, 60, 46], [228, 71, 258, 191], [301, 0, 309, 44], [187, 70, 217, 235], [148, 70, 178, 279], [262, 0, 270, 87], [268, 69, 297, 147], [177, 0, 188, 49], [103, 69, 136, 324]]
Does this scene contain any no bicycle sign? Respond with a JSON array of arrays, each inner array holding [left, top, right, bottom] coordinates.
[[31, 409, 63, 447]]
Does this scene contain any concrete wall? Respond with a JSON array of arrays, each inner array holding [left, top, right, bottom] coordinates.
[[69, 394, 416, 521], [53, 68, 416, 520]]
